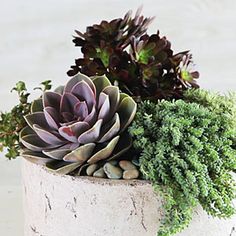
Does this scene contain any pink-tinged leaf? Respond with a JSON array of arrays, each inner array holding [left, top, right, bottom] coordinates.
[[98, 93, 110, 122], [74, 101, 88, 120], [65, 73, 96, 95], [70, 121, 90, 137], [43, 149, 71, 160], [71, 81, 96, 112], [87, 136, 120, 164], [69, 143, 81, 150], [58, 126, 77, 143], [59, 122, 90, 143], [102, 86, 120, 119], [91, 75, 111, 101], [20, 134, 50, 151], [44, 107, 59, 130], [63, 143, 96, 163], [33, 124, 65, 145], [61, 112, 74, 122], [84, 105, 97, 125], [24, 112, 49, 130], [117, 96, 137, 132], [98, 113, 120, 143], [43, 92, 61, 111], [60, 93, 80, 114], [78, 119, 103, 144], [97, 92, 108, 110]]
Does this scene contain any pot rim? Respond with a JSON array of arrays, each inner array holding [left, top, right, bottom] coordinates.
[[23, 158, 151, 187]]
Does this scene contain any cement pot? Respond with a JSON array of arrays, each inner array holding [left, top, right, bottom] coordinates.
[[22, 158, 236, 236]]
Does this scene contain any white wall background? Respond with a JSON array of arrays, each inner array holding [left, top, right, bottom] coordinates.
[[0, 0, 235, 235]]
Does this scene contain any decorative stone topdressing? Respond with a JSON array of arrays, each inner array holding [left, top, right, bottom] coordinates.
[[22, 159, 236, 236]]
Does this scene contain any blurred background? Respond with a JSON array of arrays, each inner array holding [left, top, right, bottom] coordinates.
[[0, 0, 235, 235]]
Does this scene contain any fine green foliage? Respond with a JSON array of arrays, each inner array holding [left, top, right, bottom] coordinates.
[[129, 95, 236, 236], [0, 80, 52, 159], [184, 89, 236, 130]]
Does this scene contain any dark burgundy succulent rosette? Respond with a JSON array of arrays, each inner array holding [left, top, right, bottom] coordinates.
[[67, 9, 199, 101]]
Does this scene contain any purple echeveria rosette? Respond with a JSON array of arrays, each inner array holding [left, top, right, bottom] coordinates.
[[20, 73, 137, 175]]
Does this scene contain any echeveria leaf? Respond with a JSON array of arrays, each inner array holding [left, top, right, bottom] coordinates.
[[71, 80, 96, 111], [102, 86, 120, 119], [63, 143, 96, 163], [44, 107, 59, 130], [24, 112, 49, 130], [19, 126, 36, 139], [84, 105, 97, 125], [98, 93, 110, 121], [91, 75, 111, 101], [46, 161, 82, 175], [87, 136, 120, 164], [22, 151, 52, 165], [33, 124, 64, 145], [58, 121, 89, 143], [31, 99, 43, 113], [43, 149, 71, 160], [74, 101, 88, 119], [118, 96, 137, 132], [20, 134, 50, 151], [78, 119, 103, 144], [65, 73, 96, 95], [98, 113, 120, 143], [43, 91, 61, 111], [107, 132, 132, 161], [54, 86, 64, 95], [60, 93, 80, 114]]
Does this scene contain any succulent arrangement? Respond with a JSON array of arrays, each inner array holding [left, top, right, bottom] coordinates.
[[0, 8, 235, 236]]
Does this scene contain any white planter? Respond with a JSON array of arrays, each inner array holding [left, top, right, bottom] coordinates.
[[22, 159, 236, 236]]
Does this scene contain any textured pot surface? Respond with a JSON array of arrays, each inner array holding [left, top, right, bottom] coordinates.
[[22, 159, 236, 236]]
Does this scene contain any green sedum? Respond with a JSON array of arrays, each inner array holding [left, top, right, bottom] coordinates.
[[184, 88, 236, 130], [0, 80, 52, 159], [129, 90, 236, 236]]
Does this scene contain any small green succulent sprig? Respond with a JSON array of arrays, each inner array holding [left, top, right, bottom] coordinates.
[[0, 80, 52, 159], [129, 89, 236, 236]]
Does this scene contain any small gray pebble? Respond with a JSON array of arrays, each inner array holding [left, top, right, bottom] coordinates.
[[86, 164, 99, 176], [103, 163, 123, 179], [93, 167, 106, 178], [119, 160, 137, 170], [123, 169, 139, 180]]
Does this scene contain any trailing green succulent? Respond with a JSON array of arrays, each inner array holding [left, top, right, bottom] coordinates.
[[20, 73, 137, 175], [184, 88, 236, 128], [129, 91, 236, 236], [67, 9, 199, 101], [0, 81, 51, 159]]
